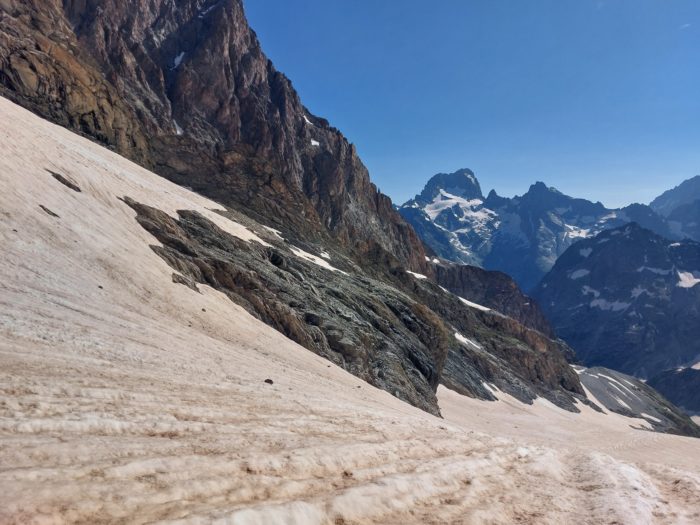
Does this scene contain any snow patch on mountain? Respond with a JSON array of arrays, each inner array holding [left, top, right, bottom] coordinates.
[[455, 332, 483, 350], [677, 270, 700, 288], [458, 297, 491, 312], [631, 286, 650, 298], [290, 246, 346, 274], [581, 286, 601, 298], [590, 298, 630, 312], [569, 269, 590, 280], [172, 51, 185, 69], [564, 224, 590, 239]]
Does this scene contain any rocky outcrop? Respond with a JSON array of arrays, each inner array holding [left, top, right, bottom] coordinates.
[[121, 197, 447, 414], [533, 223, 700, 378], [396, 271, 583, 409], [400, 170, 681, 291], [667, 199, 700, 241], [122, 196, 585, 415], [0, 0, 429, 273], [430, 261, 556, 338]]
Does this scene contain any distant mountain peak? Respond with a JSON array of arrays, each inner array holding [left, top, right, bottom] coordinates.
[[400, 169, 695, 291], [408, 168, 483, 206], [522, 181, 568, 201], [528, 181, 558, 193], [650, 175, 700, 217]]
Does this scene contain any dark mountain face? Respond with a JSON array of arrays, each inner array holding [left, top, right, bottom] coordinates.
[[667, 199, 700, 241], [650, 175, 700, 217], [650, 176, 700, 241], [619, 203, 678, 239], [400, 172, 678, 291], [648, 368, 700, 416], [430, 260, 557, 339], [0, 0, 428, 273], [532, 223, 700, 378]]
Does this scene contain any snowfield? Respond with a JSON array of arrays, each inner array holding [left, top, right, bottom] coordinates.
[[1, 97, 700, 524]]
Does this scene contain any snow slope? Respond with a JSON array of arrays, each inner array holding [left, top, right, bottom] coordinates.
[[1, 97, 699, 524]]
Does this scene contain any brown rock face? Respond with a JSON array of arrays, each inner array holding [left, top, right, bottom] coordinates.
[[0, 0, 428, 272], [0, 0, 150, 162], [432, 262, 556, 338]]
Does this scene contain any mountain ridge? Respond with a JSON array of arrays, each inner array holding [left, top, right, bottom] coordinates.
[[650, 175, 700, 217], [400, 168, 692, 290]]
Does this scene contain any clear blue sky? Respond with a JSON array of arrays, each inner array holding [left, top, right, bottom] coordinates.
[[244, 0, 700, 208]]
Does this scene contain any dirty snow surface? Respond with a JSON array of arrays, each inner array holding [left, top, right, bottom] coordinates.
[[1, 97, 700, 524]]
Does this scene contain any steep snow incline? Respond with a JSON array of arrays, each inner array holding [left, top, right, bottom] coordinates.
[[1, 97, 699, 524]]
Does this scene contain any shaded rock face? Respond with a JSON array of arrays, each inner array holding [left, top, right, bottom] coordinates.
[[668, 199, 700, 241], [650, 175, 700, 218], [392, 275, 584, 410], [533, 223, 700, 379], [0, 0, 428, 273], [648, 368, 700, 417], [649, 176, 700, 241], [400, 171, 681, 291], [430, 261, 556, 338], [123, 197, 447, 415], [576, 367, 700, 437], [123, 197, 585, 414]]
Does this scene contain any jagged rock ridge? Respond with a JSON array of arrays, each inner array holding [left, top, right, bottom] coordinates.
[[400, 169, 685, 291]]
